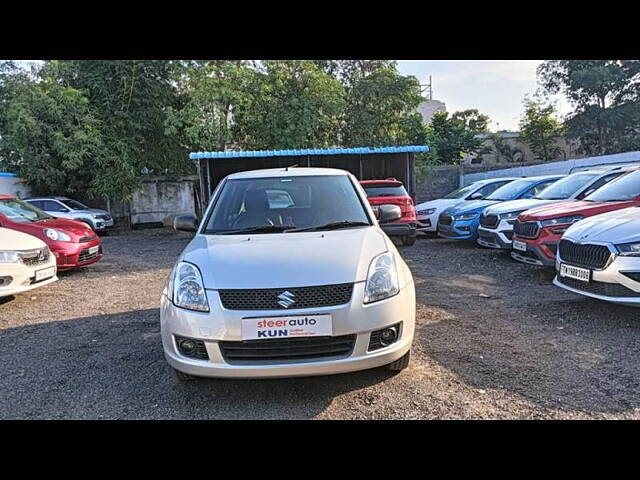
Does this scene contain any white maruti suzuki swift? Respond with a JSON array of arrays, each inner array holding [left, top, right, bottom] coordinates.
[[161, 167, 416, 380]]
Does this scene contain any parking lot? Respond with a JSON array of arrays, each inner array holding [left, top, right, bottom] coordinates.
[[1, 228, 640, 419]]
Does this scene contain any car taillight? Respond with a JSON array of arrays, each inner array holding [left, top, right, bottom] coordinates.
[[406, 198, 413, 207]]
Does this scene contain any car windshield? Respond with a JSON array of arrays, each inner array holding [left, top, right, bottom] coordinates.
[[585, 170, 640, 202], [535, 173, 598, 200], [485, 178, 536, 201], [0, 198, 53, 223], [60, 199, 89, 210], [444, 183, 479, 199], [362, 184, 408, 197], [204, 175, 372, 234]]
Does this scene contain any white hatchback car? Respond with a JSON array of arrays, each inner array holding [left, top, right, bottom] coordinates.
[[161, 168, 416, 380], [554, 206, 640, 307], [0, 227, 57, 298]]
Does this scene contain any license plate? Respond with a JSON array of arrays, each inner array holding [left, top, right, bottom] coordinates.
[[560, 263, 591, 283], [88, 246, 100, 254], [35, 266, 56, 282], [241, 314, 332, 340], [513, 240, 527, 252]]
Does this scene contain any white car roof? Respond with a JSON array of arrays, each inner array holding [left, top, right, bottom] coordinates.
[[226, 167, 350, 180]]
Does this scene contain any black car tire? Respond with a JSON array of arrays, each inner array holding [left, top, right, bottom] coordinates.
[[387, 351, 411, 371], [174, 368, 199, 382], [401, 235, 416, 247]]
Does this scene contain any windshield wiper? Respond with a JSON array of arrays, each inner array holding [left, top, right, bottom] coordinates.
[[286, 221, 370, 233], [214, 225, 296, 235]]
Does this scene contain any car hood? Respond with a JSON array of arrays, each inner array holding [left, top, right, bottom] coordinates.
[[564, 207, 640, 245], [444, 199, 500, 215], [0, 227, 46, 250], [519, 200, 638, 221], [182, 227, 390, 289], [484, 198, 566, 215], [15, 217, 97, 242], [415, 198, 463, 211]]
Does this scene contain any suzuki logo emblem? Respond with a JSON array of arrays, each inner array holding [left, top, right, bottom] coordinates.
[[277, 291, 296, 308]]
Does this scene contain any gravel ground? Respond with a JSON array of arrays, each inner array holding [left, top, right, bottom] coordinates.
[[1, 229, 640, 419]]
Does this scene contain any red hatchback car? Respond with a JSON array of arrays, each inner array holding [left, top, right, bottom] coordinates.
[[0, 195, 103, 271], [511, 168, 640, 267], [360, 179, 417, 246]]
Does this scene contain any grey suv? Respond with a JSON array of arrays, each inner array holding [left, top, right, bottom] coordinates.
[[25, 196, 114, 232]]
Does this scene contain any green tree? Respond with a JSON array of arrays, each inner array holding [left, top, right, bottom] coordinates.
[[0, 73, 105, 196], [313, 60, 398, 90], [342, 68, 425, 146], [538, 60, 640, 155], [232, 61, 345, 149], [424, 110, 488, 164], [518, 99, 566, 162], [451, 109, 490, 133]]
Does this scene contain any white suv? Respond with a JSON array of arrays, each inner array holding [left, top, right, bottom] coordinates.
[[0, 227, 57, 298], [554, 206, 640, 307], [160, 168, 416, 380]]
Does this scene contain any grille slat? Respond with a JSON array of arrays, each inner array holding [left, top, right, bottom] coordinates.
[[513, 220, 539, 239], [558, 240, 611, 270], [438, 214, 453, 226], [218, 283, 353, 310], [219, 335, 356, 363], [78, 247, 101, 263], [480, 214, 499, 228], [557, 276, 640, 298]]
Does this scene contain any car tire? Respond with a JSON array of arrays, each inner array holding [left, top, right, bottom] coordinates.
[[401, 235, 416, 247], [387, 351, 410, 371], [173, 368, 199, 382]]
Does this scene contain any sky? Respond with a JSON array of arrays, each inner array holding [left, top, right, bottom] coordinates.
[[397, 60, 571, 132]]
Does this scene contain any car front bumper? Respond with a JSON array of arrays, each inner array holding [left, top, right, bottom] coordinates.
[[380, 222, 416, 238], [553, 254, 640, 307], [52, 238, 104, 271], [510, 232, 559, 267], [477, 220, 514, 249], [416, 213, 438, 232], [160, 281, 415, 378], [0, 257, 58, 298], [437, 217, 479, 241]]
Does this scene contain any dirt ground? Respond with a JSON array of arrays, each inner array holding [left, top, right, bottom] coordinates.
[[1, 228, 640, 419]]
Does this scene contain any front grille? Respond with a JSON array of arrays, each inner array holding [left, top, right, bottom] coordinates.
[[504, 231, 513, 241], [218, 283, 353, 310], [513, 220, 540, 239], [78, 247, 101, 263], [219, 335, 356, 363], [19, 248, 50, 267], [558, 240, 612, 270], [480, 214, 499, 228], [557, 276, 640, 298], [439, 214, 453, 226], [79, 235, 98, 243]]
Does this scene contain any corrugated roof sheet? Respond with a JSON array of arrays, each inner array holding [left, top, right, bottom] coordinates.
[[189, 145, 429, 160], [0, 172, 16, 178]]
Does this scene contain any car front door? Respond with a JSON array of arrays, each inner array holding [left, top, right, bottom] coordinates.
[[43, 200, 72, 219]]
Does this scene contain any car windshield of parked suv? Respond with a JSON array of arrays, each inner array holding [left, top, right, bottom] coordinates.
[[60, 199, 89, 210], [0, 198, 53, 223], [204, 175, 372, 234], [485, 178, 536, 201], [362, 184, 408, 197], [443, 183, 480, 199], [535, 173, 598, 200], [585, 170, 640, 202]]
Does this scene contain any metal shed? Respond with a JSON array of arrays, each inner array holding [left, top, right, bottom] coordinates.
[[190, 145, 429, 209]]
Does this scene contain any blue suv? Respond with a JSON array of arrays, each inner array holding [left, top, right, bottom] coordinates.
[[437, 175, 564, 241]]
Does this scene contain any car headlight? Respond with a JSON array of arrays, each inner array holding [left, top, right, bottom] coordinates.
[[540, 215, 584, 227], [364, 252, 400, 304], [44, 228, 72, 242], [499, 211, 524, 220], [616, 242, 640, 256], [0, 251, 20, 263], [417, 208, 436, 216], [172, 261, 209, 312], [453, 212, 478, 221]]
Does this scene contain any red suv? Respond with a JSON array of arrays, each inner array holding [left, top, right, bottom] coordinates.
[[0, 195, 103, 271], [511, 168, 640, 266], [360, 179, 417, 246]]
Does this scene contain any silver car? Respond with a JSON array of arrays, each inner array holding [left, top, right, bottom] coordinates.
[[24, 197, 114, 233]]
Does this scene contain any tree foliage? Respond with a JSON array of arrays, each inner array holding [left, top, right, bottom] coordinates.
[[423, 110, 488, 164], [519, 99, 566, 162], [538, 60, 640, 155]]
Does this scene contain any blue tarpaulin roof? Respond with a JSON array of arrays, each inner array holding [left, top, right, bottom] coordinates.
[[0, 172, 16, 178], [189, 145, 429, 160]]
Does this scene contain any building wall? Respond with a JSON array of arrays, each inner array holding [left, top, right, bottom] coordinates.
[[0, 175, 31, 198], [418, 99, 447, 124], [131, 175, 199, 226]]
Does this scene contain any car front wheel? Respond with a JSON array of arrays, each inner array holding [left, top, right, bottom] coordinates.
[[173, 368, 199, 382], [401, 235, 416, 246], [387, 351, 410, 371]]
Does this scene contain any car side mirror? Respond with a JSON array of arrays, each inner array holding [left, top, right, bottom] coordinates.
[[377, 205, 402, 224], [469, 192, 483, 200], [174, 214, 198, 232]]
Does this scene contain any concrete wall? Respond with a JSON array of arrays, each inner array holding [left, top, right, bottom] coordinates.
[[415, 165, 460, 202], [462, 151, 640, 186], [0, 175, 31, 198], [130, 175, 199, 226]]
